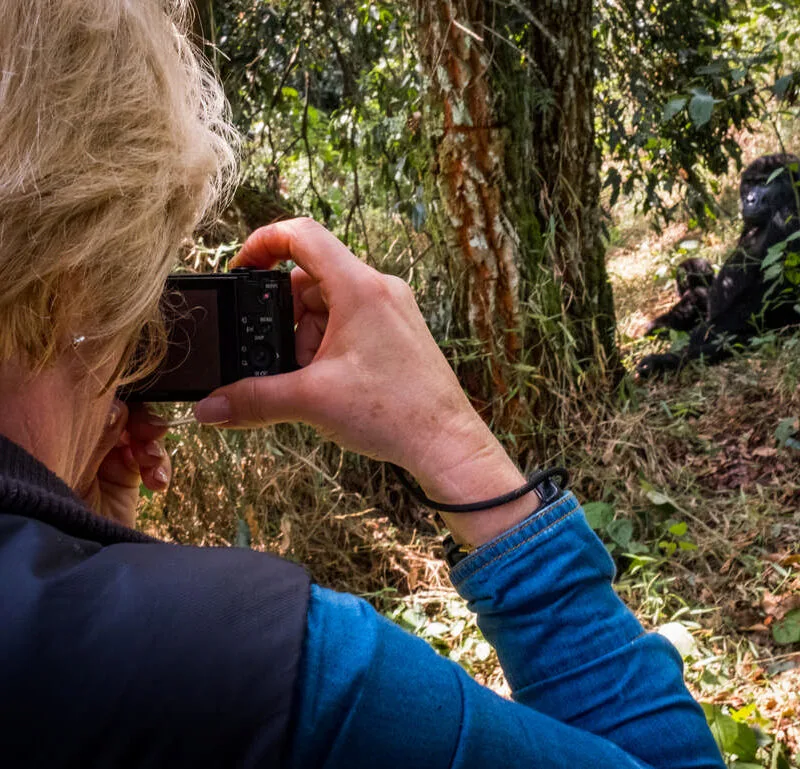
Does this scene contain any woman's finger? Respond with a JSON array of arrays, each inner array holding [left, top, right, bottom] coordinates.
[[140, 460, 171, 491], [129, 440, 169, 472], [126, 404, 170, 444], [291, 267, 327, 323], [295, 311, 327, 367], [231, 218, 364, 288], [195, 366, 316, 427], [125, 439, 171, 491], [95, 446, 140, 490]]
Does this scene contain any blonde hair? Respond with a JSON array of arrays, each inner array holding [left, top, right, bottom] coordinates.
[[0, 0, 237, 386]]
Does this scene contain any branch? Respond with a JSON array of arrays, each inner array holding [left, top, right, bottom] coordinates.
[[301, 70, 332, 224]]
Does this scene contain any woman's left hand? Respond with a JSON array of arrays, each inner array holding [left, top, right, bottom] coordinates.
[[77, 400, 172, 527]]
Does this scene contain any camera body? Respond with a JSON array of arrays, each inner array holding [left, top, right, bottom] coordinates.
[[127, 268, 296, 402]]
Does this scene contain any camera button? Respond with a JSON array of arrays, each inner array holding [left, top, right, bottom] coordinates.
[[250, 346, 274, 370], [256, 315, 273, 333]]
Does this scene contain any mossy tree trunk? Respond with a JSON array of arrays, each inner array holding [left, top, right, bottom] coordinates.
[[415, 0, 619, 440]]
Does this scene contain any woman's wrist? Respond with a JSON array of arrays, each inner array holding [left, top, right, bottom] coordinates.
[[409, 425, 542, 549]]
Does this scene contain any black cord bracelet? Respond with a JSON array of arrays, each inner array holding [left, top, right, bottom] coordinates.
[[389, 464, 569, 513]]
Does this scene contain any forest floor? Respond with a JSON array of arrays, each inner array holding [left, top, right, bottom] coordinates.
[[140, 138, 800, 768]]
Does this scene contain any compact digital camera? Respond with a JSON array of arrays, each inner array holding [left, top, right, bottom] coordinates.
[[126, 268, 296, 401]]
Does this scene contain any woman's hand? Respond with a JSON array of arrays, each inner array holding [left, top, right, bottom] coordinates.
[[77, 401, 171, 527], [195, 219, 538, 546]]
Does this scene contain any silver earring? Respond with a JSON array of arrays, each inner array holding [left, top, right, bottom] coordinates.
[[72, 335, 86, 348]]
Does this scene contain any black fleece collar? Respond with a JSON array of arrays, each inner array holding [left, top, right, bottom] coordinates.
[[0, 433, 156, 545]]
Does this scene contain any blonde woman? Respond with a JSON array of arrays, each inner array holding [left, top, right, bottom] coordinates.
[[0, 2, 722, 767]]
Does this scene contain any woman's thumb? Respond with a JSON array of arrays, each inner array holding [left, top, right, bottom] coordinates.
[[194, 369, 310, 428]]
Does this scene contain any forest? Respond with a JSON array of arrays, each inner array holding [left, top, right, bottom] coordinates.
[[145, 1, 800, 765]]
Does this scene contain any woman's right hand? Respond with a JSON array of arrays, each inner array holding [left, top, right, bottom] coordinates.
[[195, 219, 534, 544]]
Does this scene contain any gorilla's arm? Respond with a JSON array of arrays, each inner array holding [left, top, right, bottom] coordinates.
[[645, 287, 709, 335], [637, 261, 760, 378]]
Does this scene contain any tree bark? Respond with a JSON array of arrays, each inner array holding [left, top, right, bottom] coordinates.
[[415, 0, 618, 440], [192, 0, 217, 66]]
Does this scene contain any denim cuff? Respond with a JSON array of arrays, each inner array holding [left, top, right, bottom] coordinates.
[[449, 491, 581, 586]]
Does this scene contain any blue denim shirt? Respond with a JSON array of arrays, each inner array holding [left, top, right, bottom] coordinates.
[[289, 492, 724, 768]]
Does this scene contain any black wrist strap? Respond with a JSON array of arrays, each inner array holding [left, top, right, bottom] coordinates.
[[389, 463, 569, 513]]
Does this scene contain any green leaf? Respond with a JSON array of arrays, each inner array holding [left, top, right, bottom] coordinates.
[[762, 245, 786, 269], [773, 74, 796, 99], [764, 263, 784, 283], [775, 417, 799, 447], [688, 90, 715, 128], [646, 489, 674, 508], [660, 540, 678, 556], [729, 703, 757, 724], [767, 166, 787, 184], [139, 482, 154, 501], [662, 97, 687, 122], [583, 502, 615, 531], [702, 704, 759, 761], [773, 608, 800, 645], [607, 519, 634, 550], [669, 521, 688, 537]]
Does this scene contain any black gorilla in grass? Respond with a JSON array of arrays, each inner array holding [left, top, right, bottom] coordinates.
[[637, 153, 800, 378], [645, 257, 715, 335]]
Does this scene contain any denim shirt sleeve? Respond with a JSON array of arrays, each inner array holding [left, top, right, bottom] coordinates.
[[287, 492, 724, 769]]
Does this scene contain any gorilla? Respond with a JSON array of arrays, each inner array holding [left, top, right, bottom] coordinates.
[[645, 257, 714, 335], [638, 153, 800, 378]]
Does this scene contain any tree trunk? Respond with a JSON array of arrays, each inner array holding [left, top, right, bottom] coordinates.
[[415, 0, 619, 442], [192, 0, 217, 65]]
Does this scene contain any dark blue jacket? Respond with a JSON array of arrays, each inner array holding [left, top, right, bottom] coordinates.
[[0, 436, 310, 767]]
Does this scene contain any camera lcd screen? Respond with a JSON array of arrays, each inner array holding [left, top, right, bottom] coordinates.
[[156, 289, 221, 393]]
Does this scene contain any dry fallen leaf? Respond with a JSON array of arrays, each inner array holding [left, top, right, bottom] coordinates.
[[753, 446, 779, 458], [762, 590, 800, 621]]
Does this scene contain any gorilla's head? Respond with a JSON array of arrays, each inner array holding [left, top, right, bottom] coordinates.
[[740, 153, 800, 228]]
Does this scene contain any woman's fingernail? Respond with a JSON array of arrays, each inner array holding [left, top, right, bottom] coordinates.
[[108, 403, 122, 428], [194, 396, 232, 425], [145, 441, 165, 459], [154, 467, 170, 486]]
